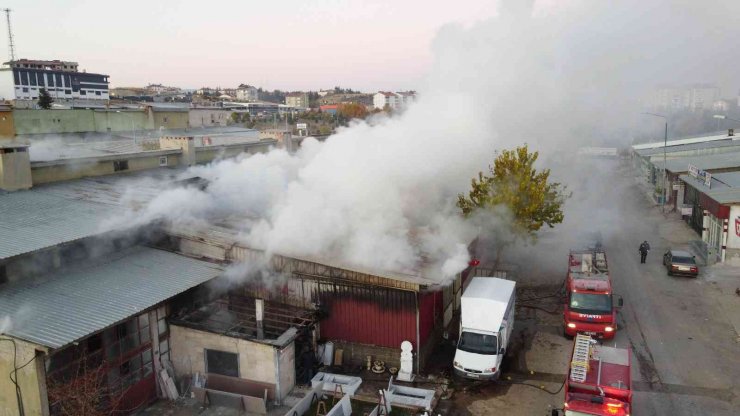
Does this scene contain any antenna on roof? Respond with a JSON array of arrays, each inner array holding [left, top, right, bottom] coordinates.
[[3, 8, 15, 62]]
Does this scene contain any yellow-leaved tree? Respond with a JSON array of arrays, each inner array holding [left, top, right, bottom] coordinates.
[[457, 144, 569, 241]]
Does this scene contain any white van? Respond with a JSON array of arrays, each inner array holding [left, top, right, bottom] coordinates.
[[453, 277, 516, 380]]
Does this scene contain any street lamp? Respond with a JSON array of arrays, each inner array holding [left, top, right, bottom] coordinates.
[[713, 114, 740, 131], [642, 112, 668, 213]]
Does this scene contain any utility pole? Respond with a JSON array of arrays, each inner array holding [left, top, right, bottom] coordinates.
[[4, 9, 15, 62]]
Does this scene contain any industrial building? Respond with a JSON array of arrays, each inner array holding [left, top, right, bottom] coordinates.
[[0, 123, 464, 415]]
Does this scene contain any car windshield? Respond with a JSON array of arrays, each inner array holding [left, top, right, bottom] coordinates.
[[672, 256, 695, 264], [458, 331, 498, 355], [569, 293, 612, 314]]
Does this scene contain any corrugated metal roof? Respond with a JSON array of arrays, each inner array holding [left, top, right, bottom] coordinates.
[[634, 138, 740, 157], [0, 247, 223, 349], [0, 172, 181, 260], [679, 172, 740, 204], [652, 153, 740, 173], [632, 132, 733, 150]]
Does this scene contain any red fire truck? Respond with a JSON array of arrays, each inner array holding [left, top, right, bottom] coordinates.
[[563, 248, 622, 340], [556, 334, 632, 416]]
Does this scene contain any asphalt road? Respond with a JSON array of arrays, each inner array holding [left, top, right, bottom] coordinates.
[[604, 172, 740, 415]]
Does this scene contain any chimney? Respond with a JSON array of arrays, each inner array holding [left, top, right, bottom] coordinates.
[[0, 143, 32, 191], [255, 298, 264, 339]]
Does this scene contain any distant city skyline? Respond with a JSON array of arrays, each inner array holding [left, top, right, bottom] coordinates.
[[2, 0, 506, 91]]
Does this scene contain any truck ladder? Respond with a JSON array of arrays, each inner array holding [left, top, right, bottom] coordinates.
[[570, 334, 592, 382]]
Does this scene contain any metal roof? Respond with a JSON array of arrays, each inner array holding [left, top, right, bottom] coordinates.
[[631, 132, 732, 150], [652, 153, 740, 173], [679, 171, 740, 204], [0, 172, 180, 260], [0, 247, 223, 349], [634, 138, 740, 157]]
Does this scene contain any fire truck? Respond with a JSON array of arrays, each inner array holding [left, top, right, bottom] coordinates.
[[563, 248, 623, 340], [555, 334, 632, 416]]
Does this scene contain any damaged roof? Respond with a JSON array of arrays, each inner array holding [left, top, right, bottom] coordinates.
[[0, 246, 223, 349]]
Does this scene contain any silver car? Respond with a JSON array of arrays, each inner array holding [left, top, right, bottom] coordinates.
[[662, 249, 699, 277]]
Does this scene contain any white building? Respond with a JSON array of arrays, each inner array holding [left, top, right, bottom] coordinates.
[[285, 92, 309, 109], [0, 62, 110, 104], [373, 91, 416, 110], [236, 84, 259, 102], [374, 91, 401, 110], [650, 84, 720, 112]]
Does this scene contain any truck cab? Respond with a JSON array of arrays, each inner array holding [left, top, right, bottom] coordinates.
[[564, 249, 622, 340], [555, 334, 632, 416], [453, 277, 516, 380]]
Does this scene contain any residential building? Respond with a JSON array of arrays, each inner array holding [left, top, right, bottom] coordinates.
[[0, 59, 110, 106], [649, 84, 721, 112], [397, 91, 416, 106], [236, 84, 259, 102], [373, 91, 415, 110], [284, 92, 309, 109]]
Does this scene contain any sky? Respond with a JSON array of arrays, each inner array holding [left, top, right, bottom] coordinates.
[[2, 0, 509, 91]]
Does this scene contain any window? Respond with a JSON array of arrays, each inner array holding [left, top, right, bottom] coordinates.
[[205, 349, 239, 377], [55, 73, 62, 86], [159, 156, 168, 167], [65, 89, 71, 94], [113, 160, 129, 172], [569, 293, 612, 314], [22, 87, 28, 93], [30, 72, 37, 86], [95, 91, 101, 96], [80, 90, 86, 95], [0, 264, 7, 285], [458, 332, 498, 355], [13, 71, 19, 85], [21, 72, 28, 86]]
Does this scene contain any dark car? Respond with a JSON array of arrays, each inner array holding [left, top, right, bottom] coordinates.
[[662, 249, 699, 277]]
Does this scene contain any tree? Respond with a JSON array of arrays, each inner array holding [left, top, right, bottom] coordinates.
[[38, 88, 53, 109], [338, 103, 368, 120], [457, 145, 569, 239]]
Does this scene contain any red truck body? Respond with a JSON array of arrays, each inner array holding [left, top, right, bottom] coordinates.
[[563, 249, 620, 340], [564, 334, 632, 416]]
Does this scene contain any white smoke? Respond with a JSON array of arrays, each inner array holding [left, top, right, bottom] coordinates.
[[105, 0, 740, 283]]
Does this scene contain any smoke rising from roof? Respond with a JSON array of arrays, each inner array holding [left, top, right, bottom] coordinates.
[[109, 0, 740, 283]]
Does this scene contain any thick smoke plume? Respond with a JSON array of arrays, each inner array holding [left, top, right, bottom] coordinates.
[[109, 0, 740, 283]]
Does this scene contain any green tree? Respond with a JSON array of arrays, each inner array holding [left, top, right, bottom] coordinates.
[[457, 145, 569, 239], [230, 112, 242, 124], [38, 88, 53, 109]]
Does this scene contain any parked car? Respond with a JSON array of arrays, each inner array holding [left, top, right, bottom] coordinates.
[[662, 249, 699, 277]]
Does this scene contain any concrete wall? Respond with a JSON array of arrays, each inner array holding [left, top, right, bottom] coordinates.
[[30, 152, 180, 185], [189, 109, 231, 128], [0, 338, 48, 416], [92, 110, 150, 133], [726, 205, 740, 265], [13, 109, 151, 135], [277, 342, 295, 400], [169, 325, 281, 390], [152, 111, 188, 131], [0, 149, 33, 191], [0, 110, 14, 137]]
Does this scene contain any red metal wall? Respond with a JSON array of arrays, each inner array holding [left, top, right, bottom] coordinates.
[[418, 290, 443, 346], [700, 192, 730, 219], [319, 286, 417, 349]]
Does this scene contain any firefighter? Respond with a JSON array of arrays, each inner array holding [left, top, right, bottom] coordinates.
[[639, 240, 651, 263]]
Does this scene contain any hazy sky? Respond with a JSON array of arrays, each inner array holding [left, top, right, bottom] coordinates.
[[2, 0, 510, 91]]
